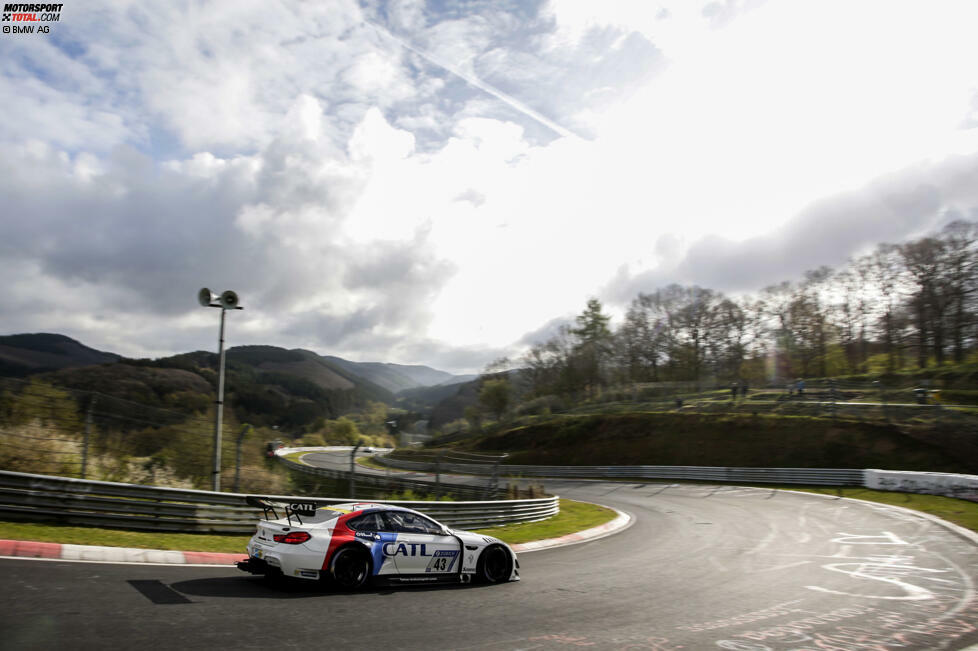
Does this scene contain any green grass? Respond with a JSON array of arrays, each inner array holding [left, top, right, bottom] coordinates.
[[0, 521, 251, 553], [472, 498, 617, 544], [0, 499, 616, 552], [774, 486, 978, 533], [356, 455, 388, 471]]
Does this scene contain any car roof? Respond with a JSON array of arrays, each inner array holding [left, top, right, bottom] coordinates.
[[321, 502, 427, 517]]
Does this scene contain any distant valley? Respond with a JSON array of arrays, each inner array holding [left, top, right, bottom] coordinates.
[[0, 333, 478, 432]]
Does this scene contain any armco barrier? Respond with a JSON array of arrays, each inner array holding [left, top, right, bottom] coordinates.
[[375, 457, 978, 498], [0, 470, 559, 534], [276, 455, 500, 500], [374, 456, 866, 486]]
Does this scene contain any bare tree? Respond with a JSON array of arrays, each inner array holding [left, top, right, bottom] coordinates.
[[901, 237, 950, 367], [939, 220, 978, 363], [865, 243, 904, 372]]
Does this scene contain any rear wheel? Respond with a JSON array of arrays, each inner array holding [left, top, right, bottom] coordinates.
[[330, 546, 371, 590], [476, 545, 513, 584]]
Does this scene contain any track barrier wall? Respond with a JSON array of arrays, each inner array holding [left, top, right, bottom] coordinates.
[[376, 456, 978, 500], [0, 470, 559, 534]]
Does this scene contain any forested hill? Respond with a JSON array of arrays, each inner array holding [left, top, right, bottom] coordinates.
[[0, 333, 120, 376], [0, 334, 461, 431]]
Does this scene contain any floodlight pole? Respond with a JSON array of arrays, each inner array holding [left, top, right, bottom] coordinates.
[[213, 306, 227, 492], [199, 287, 242, 493]]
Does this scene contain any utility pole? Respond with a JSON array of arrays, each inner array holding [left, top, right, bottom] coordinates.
[[198, 288, 243, 492]]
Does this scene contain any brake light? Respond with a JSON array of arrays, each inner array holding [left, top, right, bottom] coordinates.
[[273, 531, 311, 544]]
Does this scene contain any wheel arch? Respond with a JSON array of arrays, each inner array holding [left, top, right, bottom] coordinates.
[[476, 542, 517, 583]]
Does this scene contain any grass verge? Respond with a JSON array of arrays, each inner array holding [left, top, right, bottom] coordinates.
[[0, 521, 251, 553], [356, 455, 389, 471], [472, 498, 617, 545], [774, 486, 978, 534], [0, 499, 616, 553]]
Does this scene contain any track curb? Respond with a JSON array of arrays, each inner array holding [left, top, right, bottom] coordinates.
[[0, 503, 632, 565]]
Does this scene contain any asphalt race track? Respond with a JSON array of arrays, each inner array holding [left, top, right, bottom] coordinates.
[[2, 456, 977, 650]]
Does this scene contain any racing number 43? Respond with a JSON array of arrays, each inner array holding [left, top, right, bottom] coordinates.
[[426, 550, 458, 573]]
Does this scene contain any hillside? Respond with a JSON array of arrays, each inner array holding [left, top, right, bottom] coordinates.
[[227, 346, 356, 390], [0, 333, 119, 376], [396, 377, 478, 414], [453, 412, 977, 474], [0, 334, 480, 434], [322, 355, 464, 393]]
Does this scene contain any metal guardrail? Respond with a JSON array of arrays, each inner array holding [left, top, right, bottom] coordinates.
[[375, 456, 866, 486], [277, 456, 502, 500], [0, 470, 559, 534]]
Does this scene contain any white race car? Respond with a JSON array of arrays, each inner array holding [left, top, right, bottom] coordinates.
[[237, 498, 520, 589]]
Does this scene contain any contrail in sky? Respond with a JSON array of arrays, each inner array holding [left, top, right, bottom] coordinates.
[[367, 21, 581, 141]]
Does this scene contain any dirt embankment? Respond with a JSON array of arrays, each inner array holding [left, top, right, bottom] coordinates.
[[463, 413, 975, 472]]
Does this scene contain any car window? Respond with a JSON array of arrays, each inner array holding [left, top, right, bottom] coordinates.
[[381, 511, 443, 534], [347, 512, 384, 531]]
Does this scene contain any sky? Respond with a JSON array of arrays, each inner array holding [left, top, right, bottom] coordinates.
[[2, 0, 978, 374]]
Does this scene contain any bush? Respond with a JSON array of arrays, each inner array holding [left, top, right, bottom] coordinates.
[[516, 395, 566, 416], [298, 433, 325, 447]]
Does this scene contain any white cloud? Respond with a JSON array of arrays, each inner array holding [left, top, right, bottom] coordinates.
[[3, 0, 978, 375]]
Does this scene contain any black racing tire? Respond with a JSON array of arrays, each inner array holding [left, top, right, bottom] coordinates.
[[329, 546, 371, 590], [476, 544, 513, 584]]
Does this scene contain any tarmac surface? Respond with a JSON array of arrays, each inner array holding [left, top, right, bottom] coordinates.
[[3, 453, 978, 649]]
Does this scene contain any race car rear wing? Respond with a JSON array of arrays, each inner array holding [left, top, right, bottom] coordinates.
[[246, 496, 319, 526]]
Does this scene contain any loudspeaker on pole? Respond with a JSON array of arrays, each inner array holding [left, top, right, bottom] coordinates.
[[219, 290, 239, 309], [198, 287, 217, 307]]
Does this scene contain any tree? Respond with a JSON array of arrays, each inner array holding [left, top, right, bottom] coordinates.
[[901, 237, 950, 367], [836, 257, 874, 373], [669, 286, 720, 384], [521, 324, 576, 398], [463, 405, 483, 432], [792, 267, 833, 377], [865, 243, 904, 372], [705, 297, 747, 380], [521, 220, 978, 396], [761, 281, 798, 382], [324, 417, 361, 445], [616, 292, 669, 383], [479, 378, 511, 422], [939, 221, 977, 363], [571, 298, 614, 395]]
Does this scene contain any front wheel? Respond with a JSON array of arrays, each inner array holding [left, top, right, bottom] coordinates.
[[329, 546, 371, 590], [476, 545, 513, 584]]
